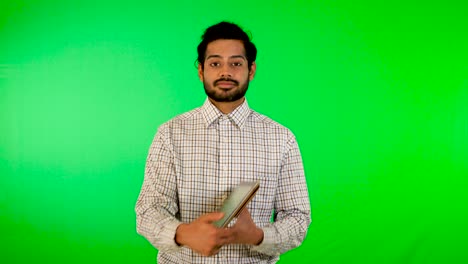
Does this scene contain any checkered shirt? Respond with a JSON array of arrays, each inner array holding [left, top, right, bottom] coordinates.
[[136, 99, 311, 263]]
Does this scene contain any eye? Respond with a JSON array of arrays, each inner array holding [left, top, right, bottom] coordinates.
[[209, 62, 220, 67], [231, 62, 243, 67]]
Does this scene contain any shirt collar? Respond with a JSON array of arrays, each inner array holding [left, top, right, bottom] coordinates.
[[200, 98, 252, 129]]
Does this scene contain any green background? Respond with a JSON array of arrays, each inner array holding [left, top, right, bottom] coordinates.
[[1, 0, 467, 263]]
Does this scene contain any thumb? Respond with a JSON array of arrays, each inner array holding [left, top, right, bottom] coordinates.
[[237, 207, 251, 218], [199, 212, 225, 223]]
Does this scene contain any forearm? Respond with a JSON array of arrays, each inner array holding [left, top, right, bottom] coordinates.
[[136, 204, 182, 252], [252, 208, 311, 255], [135, 176, 181, 252]]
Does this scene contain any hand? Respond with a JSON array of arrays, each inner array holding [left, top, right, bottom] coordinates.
[[175, 212, 230, 256], [225, 208, 264, 245]]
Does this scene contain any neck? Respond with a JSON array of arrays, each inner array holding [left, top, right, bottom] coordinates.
[[209, 97, 245, 114]]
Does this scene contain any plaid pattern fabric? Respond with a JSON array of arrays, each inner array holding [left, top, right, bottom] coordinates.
[[136, 99, 311, 264]]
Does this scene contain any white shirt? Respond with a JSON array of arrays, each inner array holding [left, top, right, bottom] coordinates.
[[136, 99, 311, 263]]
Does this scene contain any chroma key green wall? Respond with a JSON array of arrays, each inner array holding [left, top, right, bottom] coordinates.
[[1, 0, 467, 263]]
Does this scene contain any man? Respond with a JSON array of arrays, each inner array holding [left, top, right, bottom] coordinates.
[[136, 21, 311, 263]]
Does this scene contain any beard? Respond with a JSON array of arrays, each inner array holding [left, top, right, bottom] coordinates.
[[203, 77, 250, 102]]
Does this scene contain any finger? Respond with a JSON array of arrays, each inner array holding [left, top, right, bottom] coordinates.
[[238, 208, 248, 218], [199, 212, 225, 223], [221, 233, 236, 245], [238, 208, 254, 223], [211, 248, 220, 256], [218, 227, 232, 238], [218, 227, 236, 244], [204, 245, 222, 256]]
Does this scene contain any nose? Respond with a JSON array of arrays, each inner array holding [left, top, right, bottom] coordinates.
[[220, 64, 232, 78]]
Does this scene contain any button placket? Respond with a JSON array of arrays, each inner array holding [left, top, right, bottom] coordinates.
[[219, 116, 230, 187]]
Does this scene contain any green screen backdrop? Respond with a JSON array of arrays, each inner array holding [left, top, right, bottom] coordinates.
[[1, 0, 467, 263]]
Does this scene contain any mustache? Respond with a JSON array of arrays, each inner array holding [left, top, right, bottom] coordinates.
[[214, 78, 239, 86]]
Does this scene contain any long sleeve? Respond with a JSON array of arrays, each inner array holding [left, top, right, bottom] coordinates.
[[251, 133, 311, 255], [135, 125, 182, 253]]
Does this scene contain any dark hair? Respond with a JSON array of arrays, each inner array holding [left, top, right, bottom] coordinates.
[[197, 22, 257, 70]]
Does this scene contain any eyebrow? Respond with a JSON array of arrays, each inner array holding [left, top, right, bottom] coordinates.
[[206, 55, 246, 60]]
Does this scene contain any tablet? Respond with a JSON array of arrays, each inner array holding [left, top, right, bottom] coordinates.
[[213, 181, 260, 228]]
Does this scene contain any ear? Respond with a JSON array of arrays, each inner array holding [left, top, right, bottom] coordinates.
[[197, 63, 204, 82], [249, 61, 257, 81]]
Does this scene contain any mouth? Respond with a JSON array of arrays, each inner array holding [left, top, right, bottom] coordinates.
[[217, 82, 236, 88], [215, 80, 238, 89]]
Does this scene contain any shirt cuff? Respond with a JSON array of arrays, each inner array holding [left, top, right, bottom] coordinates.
[[154, 219, 183, 253], [250, 226, 279, 256]]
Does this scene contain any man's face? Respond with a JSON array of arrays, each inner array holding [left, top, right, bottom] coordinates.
[[198, 39, 256, 103]]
